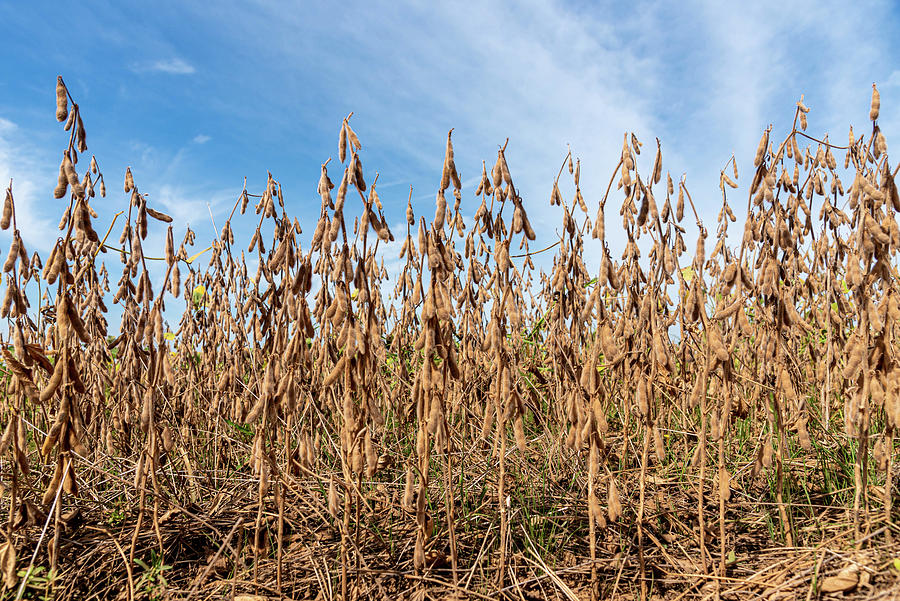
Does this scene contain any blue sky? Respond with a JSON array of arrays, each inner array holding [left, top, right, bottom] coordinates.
[[2, 0, 900, 287]]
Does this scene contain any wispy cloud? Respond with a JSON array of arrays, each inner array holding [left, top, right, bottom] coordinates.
[[152, 183, 234, 229], [193, 134, 211, 144], [132, 57, 196, 75], [0, 117, 57, 252]]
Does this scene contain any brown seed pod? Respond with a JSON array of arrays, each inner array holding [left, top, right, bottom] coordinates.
[[0, 420, 14, 457], [550, 182, 563, 207], [54, 153, 69, 199], [76, 114, 87, 152], [402, 465, 415, 511], [39, 353, 66, 403], [513, 414, 526, 453], [55, 76, 68, 122], [676, 184, 685, 221], [62, 107, 76, 137], [328, 476, 340, 519], [593, 204, 605, 240], [351, 153, 366, 191], [62, 154, 83, 198], [170, 263, 181, 297], [433, 191, 447, 230], [2, 237, 19, 273], [338, 123, 348, 164], [492, 151, 504, 189], [607, 477, 622, 522], [42, 460, 64, 505], [67, 300, 90, 343], [717, 468, 731, 502], [753, 129, 769, 167], [347, 120, 362, 152], [588, 492, 605, 528], [1, 190, 11, 231], [636, 378, 650, 418], [653, 425, 665, 462], [146, 207, 173, 223], [870, 83, 880, 121], [62, 463, 77, 495], [722, 173, 738, 189], [324, 355, 347, 386], [244, 396, 265, 424]]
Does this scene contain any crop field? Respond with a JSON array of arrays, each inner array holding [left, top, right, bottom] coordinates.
[[0, 77, 899, 600]]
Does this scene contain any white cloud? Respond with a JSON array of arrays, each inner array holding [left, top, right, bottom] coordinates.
[[193, 134, 211, 144], [0, 116, 58, 253], [885, 70, 900, 89], [151, 183, 235, 230], [132, 58, 196, 75]]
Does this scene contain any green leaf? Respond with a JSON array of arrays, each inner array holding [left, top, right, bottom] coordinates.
[[224, 418, 252, 437], [893, 558, 900, 571], [192, 284, 207, 307]]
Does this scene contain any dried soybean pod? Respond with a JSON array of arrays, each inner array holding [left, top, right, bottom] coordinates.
[[753, 128, 769, 167], [67, 302, 90, 343], [40, 353, 66, 403], [338, 122, 348, 163], [328, 476, 340, 519], [607, 477, 622, 522], [0, 420, 13, 456], [513, 414, 526, 453], [54, 154, 69, 199], [76, 114, 87, 152], [47, 242, 65, 285], [63, 154, 83, 197], [124, 167, 134, 193], [521, 208, 536, 240], [42, 460, 63, 505], [62, 463, 77, 495], [1, 190, 11, 230], [63, 106, 76, 133], [351, 153, 366, 191], [324, 355, 346, 386], [55, 76, 68, 122], [593, 204, 605, 240], [492, 150, 504, 189], [2, 236, 19, 272], [722, 173, 738, 189], [170, 263, 180, 297], [58, 205, 72, 231], [146, 207, 173, 223], [653, 425, 665, 462], [870, 83, 881, 121], [42, 243, 58, 281], [402, 467, 414, 509]]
